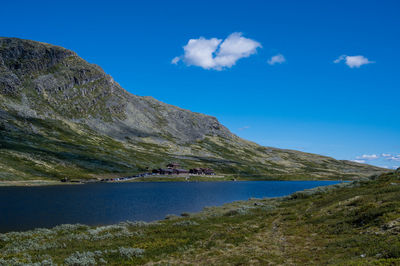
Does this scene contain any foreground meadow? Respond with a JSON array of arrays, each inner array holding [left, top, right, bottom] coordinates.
[[1, 170, 399, 265]]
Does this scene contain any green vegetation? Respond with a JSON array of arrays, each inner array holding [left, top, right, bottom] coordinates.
[[1, 113, 381, 182], [130, 174, 334, 183], [1, 170, 399, 265], [131, 174, 229, 182]]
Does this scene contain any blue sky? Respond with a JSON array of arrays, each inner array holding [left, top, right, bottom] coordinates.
[[1, 0, 399, 168]]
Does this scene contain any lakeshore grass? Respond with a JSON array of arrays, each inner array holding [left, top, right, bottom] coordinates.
[[0, 179, 71, 187], [0, 171, 399, 265]]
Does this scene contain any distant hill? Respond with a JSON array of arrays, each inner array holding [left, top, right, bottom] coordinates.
[[0, 37, 387, 181]]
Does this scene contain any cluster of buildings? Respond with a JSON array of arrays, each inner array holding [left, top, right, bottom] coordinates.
[[96, 163, 215, 183], [152, 163, 215, 175]]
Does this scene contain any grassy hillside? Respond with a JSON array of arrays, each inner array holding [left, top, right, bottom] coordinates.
[[0, 111, 386, 181], [1, 170, 399, 265]]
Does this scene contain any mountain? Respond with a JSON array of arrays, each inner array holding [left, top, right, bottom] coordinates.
[[0, 37, 386, 181]]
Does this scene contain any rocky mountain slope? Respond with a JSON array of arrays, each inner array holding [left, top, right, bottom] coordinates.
[[0, 37, 387, 180]]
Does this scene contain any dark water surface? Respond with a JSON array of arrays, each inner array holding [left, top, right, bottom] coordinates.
[[0, 181, 339, 232]]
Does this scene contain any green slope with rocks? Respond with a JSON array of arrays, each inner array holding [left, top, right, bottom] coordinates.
[[0, 37, 387, 181]]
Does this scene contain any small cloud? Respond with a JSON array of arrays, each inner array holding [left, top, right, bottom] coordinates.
[[172, 32, 261, 70], [382, 165, 400, 169], [351, 160, 366, 163], [388, 156, 400, 162], [267, 54, 286, 65], [385, 165, 399, 169], [171, 56, 180, 64], [356, 154, 379, 160], [239, 126, 250, 130], [334, 55, 374, 68], [382, 153, 392, 157]]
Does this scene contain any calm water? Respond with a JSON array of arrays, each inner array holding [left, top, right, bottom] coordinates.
[[0, 181, 339, 232]]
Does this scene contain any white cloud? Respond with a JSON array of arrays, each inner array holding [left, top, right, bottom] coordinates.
[[172, 32, 261, 70], [181, 37, 222, 69], [356, 154, 378, 160], [267, 54, 286, 65], [388, 156, 400, 162], [239, 126, 250, 130], [383, 165, 400, 169], [334, 55, 374, 68], [171, 56, 180, 64], [352, 153, 400, 169], [351, 160, 366, 163]]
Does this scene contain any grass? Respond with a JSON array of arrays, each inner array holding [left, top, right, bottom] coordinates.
[[0, 180, 67, 187], [1, 170, 399, 265], [131, 174, 229, 182]]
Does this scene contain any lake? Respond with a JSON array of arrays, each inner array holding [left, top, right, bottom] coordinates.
[[0, 180, 340, 232]]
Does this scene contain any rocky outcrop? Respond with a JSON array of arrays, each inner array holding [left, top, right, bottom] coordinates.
[[0, 37, 232, 144]]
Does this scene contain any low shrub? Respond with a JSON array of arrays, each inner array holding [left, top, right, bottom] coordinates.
[[173, 220, 199, 226], [118, 247, 145, 259], [64, 251, 96, 266]]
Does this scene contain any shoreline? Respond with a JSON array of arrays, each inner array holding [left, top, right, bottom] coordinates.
[[0, 174, 349, 187], [0, 180, 77, 187], [0, 175, 347, 187]]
